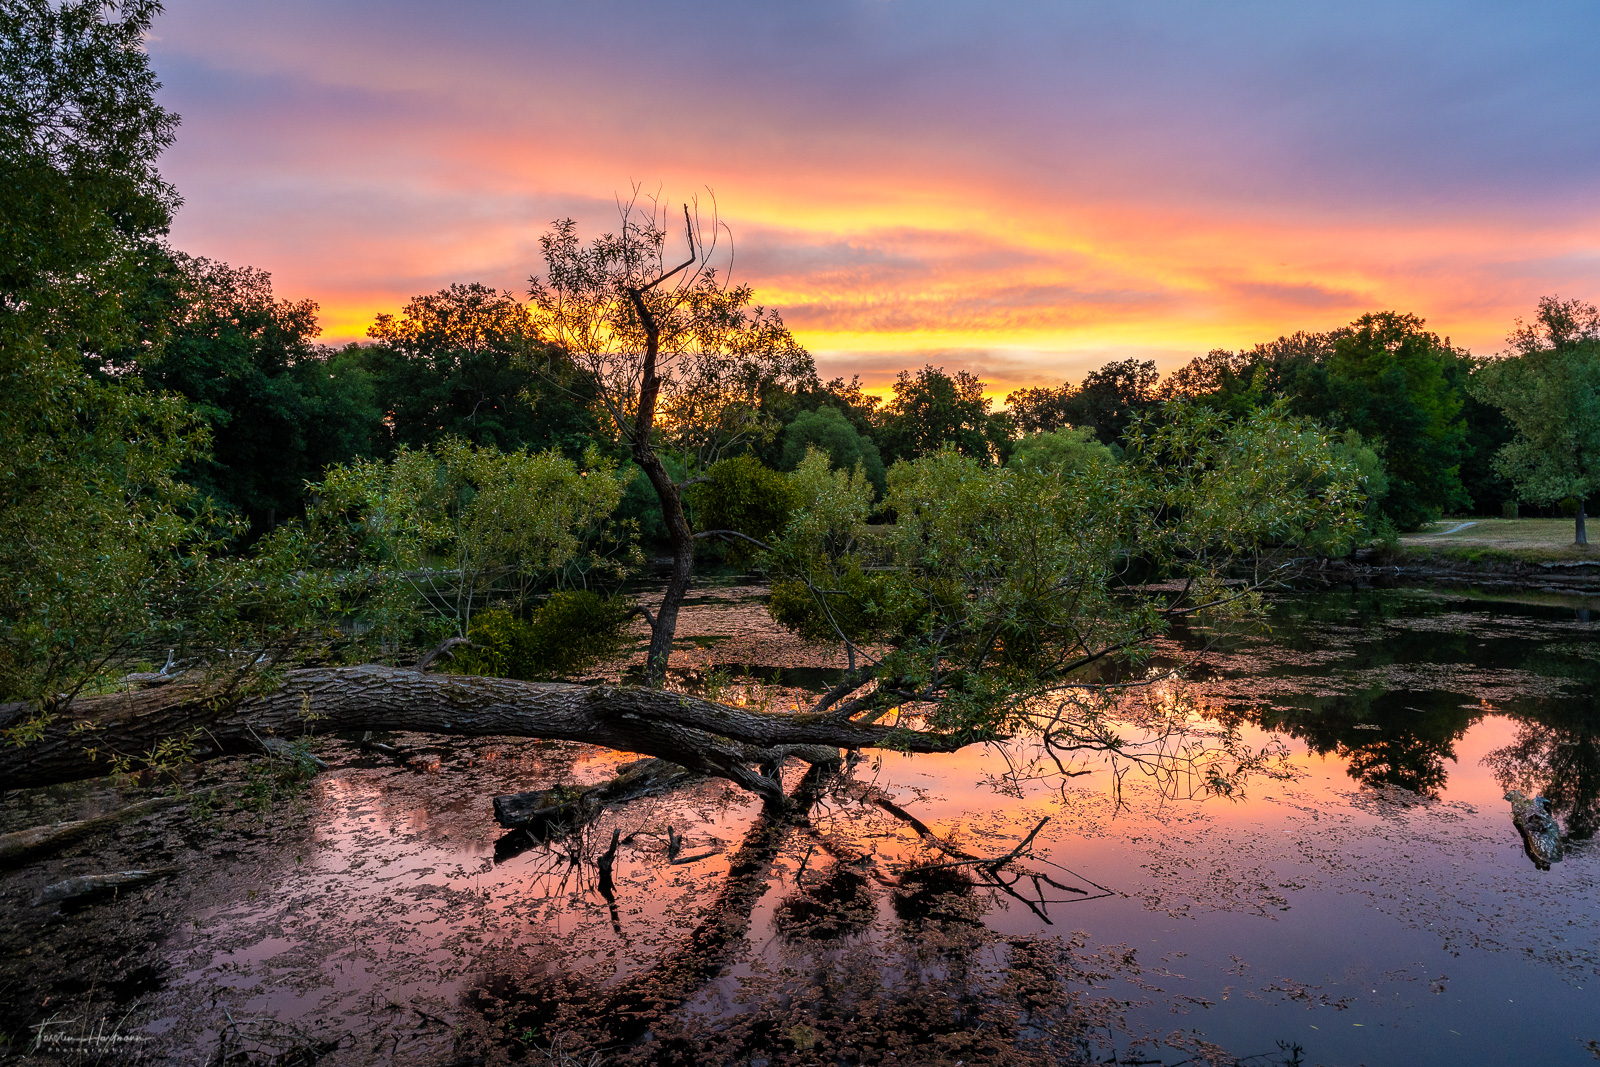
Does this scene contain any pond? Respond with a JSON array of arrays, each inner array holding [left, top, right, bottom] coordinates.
[[2, 584, 1597, 1065]]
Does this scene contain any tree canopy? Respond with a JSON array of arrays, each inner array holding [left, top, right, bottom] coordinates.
[[877, 365, 1005, 464], [1470, 296, 1600, 544], [131, 255, 382, 528], [363, 282, 598, 458]]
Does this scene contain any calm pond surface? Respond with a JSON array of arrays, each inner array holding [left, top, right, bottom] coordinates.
[[4, 584, 1598, 1065]]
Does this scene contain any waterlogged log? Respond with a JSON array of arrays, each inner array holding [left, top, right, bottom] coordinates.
[[1506, 790, 1564, 870], [492, 758, 701, 831], [0, 665, 951, 801], [32, 868, 175, 907], [0, 789, 222, 869]]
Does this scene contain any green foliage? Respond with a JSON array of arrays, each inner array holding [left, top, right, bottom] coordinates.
[[130, 255, 383, 529], [1470, 297, 1600, 533], [363, 282, 599, 457], [0, 0, 224, 710], [1006, 425, 1117, 473], [877, 365, 1005, 464], [1325, 429, 1390, 537], [1323, 312, 1468, 530], [1157, 315, 1476, 529], [685, 454, 801, 561], [766, 405, 1363, 737], [312, 439, 637, 634], [768, 451, 920, 644], [779, 405, 886, 496], [452, 592, 630, 681]]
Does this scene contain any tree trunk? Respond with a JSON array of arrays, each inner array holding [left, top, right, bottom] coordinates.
[[625, 286, 695, 687], [1577, 500, 1588, 546], [0, 666, 959, 797], [633, 444, 694, 684]]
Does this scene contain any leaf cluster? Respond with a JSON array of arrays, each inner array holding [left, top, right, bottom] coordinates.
[[763, 405, 1363, 738], [310, 439, 639, 635], [452, 592, 631, 681]]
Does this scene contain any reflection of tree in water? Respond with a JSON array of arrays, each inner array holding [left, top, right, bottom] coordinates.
[[1484, 709, 1600, 842], [1484, 629, 1600, 840], [1252, 690, 1479, 796], [461, 767, 1305, 1067], [1217, 590, 1600, 797]]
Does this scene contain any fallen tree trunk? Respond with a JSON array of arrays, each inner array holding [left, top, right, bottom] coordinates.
[[0, 665, 964, 802], [0, 787, 223, 869]]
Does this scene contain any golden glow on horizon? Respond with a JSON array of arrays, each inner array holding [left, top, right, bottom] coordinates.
[[284, 165, 1600, 389], [151, 6, 1600, 397], [187, 98, 1600, 392]]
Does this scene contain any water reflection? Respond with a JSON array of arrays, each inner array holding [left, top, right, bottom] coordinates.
[[1256, 693, 1476, 795], [1218, 589, 1600, 799], [1484, 708, 1600, 842], [86, 585, 1598, 1066]]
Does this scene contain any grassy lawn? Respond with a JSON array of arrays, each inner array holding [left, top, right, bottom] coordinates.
[[1399, 517, 1600, 563]]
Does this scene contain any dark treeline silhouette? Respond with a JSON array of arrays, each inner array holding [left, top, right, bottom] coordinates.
[[105, 265, 1583, 538], [87, 218, 1600, 544]]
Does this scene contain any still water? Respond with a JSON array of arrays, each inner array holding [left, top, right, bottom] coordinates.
[[29, 585, 1600, 1064]]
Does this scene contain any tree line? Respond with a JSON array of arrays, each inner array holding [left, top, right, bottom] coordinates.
[[112, 256, 1598, 544]]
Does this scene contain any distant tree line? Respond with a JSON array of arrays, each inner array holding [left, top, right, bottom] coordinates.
[[110, 256, 1593, 541]]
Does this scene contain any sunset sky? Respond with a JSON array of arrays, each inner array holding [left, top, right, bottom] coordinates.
[[146, 0, 1600, 394]]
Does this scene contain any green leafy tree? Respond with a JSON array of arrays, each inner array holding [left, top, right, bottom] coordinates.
[[1, 1, 350, 729], [1323, 312, 1468, 530], [1160, 318, 1475, 530], [312, 439, 637, 634], [132, 255, 383, 528], [1006, 425, 1116, 474], [0, 0, 200, 708], [768, 404, 1365, 741], [1470, 296, 1600, 544], [877, 365, 1004, 464], [452, 593, 631, 681], [363, 282, 598, 457], [685, 454, 801, 567], [778, 405, 886, 496]]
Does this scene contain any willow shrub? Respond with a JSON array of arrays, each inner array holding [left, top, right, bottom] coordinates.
[[763, 404, 1366, 741], [453, 592, 630, 681]]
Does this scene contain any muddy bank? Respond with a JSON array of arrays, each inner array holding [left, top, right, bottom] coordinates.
[[1324, 554, 1600, 595]]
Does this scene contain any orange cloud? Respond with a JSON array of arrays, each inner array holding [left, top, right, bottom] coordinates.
[[150, 2, 1600, 395]]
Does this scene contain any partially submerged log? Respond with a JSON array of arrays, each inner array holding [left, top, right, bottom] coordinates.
[[32, 868, 175, 908], [0, 788, 221, 869], [492, 757, 702, 831], [1, 665, 940, 803], [1506, 790, 1564, 870]]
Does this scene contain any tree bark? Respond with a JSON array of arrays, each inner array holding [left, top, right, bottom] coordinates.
[[1577, 500, 1588, 546], [0, 666, 961, 798], [625, 285, 695, 687]]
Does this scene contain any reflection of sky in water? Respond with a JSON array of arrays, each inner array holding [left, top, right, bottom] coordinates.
[[149, 588, 1599, 1064]]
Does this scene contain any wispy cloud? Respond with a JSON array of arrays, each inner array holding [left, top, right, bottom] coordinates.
[[148, 0, 1600, 372]]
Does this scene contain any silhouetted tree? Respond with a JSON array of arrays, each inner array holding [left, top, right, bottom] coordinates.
[[876, 365, 1004, 463], [363, 282, 598, 457]]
